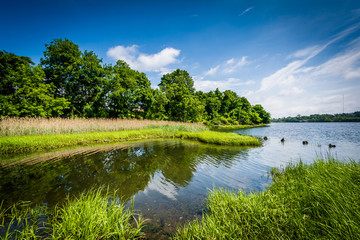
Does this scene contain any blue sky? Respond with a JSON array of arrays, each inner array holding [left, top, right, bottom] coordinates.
[[1, 0, 360, 118]]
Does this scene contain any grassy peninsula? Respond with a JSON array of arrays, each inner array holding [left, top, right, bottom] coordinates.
[[0, 118, 261, 155], [174, 159, 360, 239]]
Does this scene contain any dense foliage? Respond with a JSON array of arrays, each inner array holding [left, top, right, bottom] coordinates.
[[272, 112, 360, 122], [0, 39, 270, 125]]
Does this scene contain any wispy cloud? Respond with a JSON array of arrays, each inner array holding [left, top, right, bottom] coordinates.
[[240, 7, 254, 16], [194, 77, 255, 92], [204, 65, 220, 76], [259, 24, 360, 93], [202, 56, 249, 77], [249, 25, 360, 117], [107, 45, 181, 72], [223, 56, 249, 73]]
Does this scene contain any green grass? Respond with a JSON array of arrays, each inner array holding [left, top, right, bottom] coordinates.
[[0, 188, 144, 239], [0, 126, 261, 155], [174, 158, 360, 239]]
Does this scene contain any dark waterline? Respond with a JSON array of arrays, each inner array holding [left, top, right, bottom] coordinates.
[[1, 122, 360, 239]]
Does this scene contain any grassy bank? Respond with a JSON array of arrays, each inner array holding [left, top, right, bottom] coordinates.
[[209, 123, 269, 130], [0, 188, 144, 239], [174, 159, 360, 239], [0, 125, 261, 155]]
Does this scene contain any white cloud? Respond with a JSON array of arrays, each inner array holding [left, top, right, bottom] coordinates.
[[223, 56, 248, 73], [204, 65, 220, 75], [107, 45, 181, 72], [252, 25, 360, 118], [194, 77, 255, 92], [278, 87, 304, 96], [107, 45, 138, 65], [240, 7, 254, 16], [311, 49, 360, 79], [200, 56, 249, 79], [288, 45, 320, 59]]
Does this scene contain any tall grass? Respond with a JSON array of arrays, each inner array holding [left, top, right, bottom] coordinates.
[[174, 158, 360, 239], [0, 117, 206, 137], [0, 188, 144, 239]]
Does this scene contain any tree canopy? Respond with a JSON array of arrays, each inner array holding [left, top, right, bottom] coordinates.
[[0, 39, 271, 125]]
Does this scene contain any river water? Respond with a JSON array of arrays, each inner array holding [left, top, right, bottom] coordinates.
[[1, 122, 359, 239]]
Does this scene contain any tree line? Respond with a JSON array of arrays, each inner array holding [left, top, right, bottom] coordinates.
[[0, 38, 270, 125], [272, 112, 360, 122]]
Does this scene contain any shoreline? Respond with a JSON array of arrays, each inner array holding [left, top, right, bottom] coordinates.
[[209, 123, 269, 130]]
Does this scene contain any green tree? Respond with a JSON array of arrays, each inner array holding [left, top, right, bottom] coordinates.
[[0, 50, 69, 117], [41, 39, 108, 117], [144, 88, 168, 120], [77, 50, 107, 117], [159, 69, 203, 122], [107, 60, 151, 118], [252, 104, 271, 124]]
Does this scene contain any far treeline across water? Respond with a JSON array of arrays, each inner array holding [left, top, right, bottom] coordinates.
[[272, 112, 360, 122], [0, 38, 270, 126]]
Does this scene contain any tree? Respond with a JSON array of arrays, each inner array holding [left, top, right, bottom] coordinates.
[[159, 69, 195, 95], [252, 104, 271, 124], [144, 88, 168, 120], [41, 39, 108, 117], [41, 38, 82, 98], [76, 50, 107, 117], [159, 69, 203, 122], [0, 51, 69, 117], [107, 60, 151, 118]]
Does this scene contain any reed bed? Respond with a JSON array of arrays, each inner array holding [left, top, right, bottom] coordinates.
[[174, 158, 360, 239], [0, 188, 144, 239], [0, 117, 206, 137]]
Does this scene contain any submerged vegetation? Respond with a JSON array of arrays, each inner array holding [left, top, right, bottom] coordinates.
[[174, 159, 360, 239], [0, 188, 144, 239]]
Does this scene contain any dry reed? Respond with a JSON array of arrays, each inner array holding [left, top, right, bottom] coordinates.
[[0, 117, 205, 137]]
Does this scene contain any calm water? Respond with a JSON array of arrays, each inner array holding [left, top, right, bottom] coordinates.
[[1, 122, 360, 239]]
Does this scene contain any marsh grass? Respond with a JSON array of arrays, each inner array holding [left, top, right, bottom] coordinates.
[[0, 188, 144, 239], [0, 117, 206, 137], [0, 128, 261, 155], [174, 158, 360, 239]]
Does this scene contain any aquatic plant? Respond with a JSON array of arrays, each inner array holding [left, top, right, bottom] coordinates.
[[174, 158, 360, 239]]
